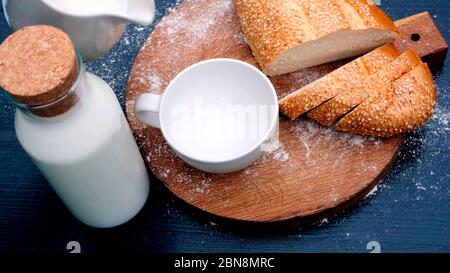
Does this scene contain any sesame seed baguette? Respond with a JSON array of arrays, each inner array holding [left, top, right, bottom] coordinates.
[[279, 44, 400, 119], [336, 63, 436, 137], [341, 0, 398, 30], [298, 0, 352, 37], [234, 0, 399, 76], [308, 49, 423, 126]]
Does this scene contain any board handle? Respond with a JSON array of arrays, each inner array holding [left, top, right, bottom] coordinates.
[[394, 12, 448, 64]]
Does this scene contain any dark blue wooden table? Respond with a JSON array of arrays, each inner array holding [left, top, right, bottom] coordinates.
[[1, 0, 449, 254]]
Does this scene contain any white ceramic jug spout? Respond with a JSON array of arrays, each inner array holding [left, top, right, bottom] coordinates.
[[2, 0, 156, 61], [122, 0, 156, 26]]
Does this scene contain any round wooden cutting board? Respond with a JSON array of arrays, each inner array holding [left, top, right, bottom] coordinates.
[[125, 0, 444, 223]]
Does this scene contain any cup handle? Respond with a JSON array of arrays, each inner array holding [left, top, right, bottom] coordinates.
[[134, 93, 162, 128]]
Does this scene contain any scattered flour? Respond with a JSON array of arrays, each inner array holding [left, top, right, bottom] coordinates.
[[135, 0, 241, 95], [150, 0, 234, 49], [273, 149, 290, 162], [365, 185, 379, 199], [195, 177, 212, 193], [292, 119, 380, 160], [145, 73, 163, 93], [85, 24, 151, 107], [261, 141, 290, 163], [431, 105, 450, 128]]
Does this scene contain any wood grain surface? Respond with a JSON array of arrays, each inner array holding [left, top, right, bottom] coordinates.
[[394, 12, 448, 64], [125, 0, 446, 223]]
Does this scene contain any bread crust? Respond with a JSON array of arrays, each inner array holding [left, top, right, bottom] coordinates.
[[344, 0, 398, 30], [279, 44, 400, 119], [308, 49, 422, 126], [234, 0, 311, 74], [234, 0, 399, 75], [336, 63, 436, 137]]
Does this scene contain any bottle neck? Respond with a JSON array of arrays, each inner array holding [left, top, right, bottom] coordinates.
[[7, 54, 87, 118]]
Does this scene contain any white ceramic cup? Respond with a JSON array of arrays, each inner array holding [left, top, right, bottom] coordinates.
[[134, 59, 279, 174]]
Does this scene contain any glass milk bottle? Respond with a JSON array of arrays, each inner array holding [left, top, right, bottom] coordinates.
[[0, 25, 150, 228]]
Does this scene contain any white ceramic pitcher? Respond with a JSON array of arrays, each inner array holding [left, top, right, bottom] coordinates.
[[2, 0, 155, 60]]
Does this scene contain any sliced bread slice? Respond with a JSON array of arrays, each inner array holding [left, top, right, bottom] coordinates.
[[308, 49, 423, 126], [336, 63, 436, 137], [279, 44, 400, 119], [234, 0, 399, 76]]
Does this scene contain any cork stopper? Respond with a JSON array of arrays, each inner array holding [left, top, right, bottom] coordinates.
[[0, 25, 78, 116]]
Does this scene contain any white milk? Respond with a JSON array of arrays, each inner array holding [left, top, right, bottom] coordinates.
[[15, 72, 150, 228], [45, 0, 128, 14]]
